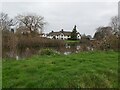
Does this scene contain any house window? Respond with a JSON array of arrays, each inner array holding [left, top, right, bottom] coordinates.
[[53, 36, 56, 39]]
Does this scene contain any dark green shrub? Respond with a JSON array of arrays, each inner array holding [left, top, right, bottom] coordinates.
[[39, 48, 59, 56]]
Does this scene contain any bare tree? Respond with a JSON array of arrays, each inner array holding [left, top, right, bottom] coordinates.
[[16, 13, 45, 34], [110, 16, 119, 32], [0, 12, 9, 30], [0, 12, 17, 31]]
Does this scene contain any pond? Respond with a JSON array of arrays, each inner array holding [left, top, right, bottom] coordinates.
[[4, 41, 93, 59]]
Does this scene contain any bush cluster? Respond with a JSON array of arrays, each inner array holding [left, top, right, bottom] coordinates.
[[39, 48, 60, 56]]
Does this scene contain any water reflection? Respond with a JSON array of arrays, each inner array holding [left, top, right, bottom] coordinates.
[[5, 42, 93, 59], [64, 52, 71, 55]]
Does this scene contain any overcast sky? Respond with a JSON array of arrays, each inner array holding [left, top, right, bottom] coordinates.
[[1, 1, 119, 36]]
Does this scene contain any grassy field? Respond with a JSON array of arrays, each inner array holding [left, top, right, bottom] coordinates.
[[65, 40, 80, 43], [2, 51, 118, 88]]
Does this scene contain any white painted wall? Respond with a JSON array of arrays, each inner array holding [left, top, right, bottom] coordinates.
[[45, 33, 81, 40], [77, 34, 81, 39]]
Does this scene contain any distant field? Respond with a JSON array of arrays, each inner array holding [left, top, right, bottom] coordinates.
[[2, 51, 118, 88], [65, 40, 80, 43]]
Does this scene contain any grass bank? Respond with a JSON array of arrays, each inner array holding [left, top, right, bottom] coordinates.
[[2, 51, 118, 88]]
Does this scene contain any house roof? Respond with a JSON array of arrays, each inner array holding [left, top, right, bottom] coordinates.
[[48, 31, 72, 36], [48, 30, 80, 36]]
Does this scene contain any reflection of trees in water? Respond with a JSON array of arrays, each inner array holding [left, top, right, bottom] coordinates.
[[5, 43, 94, 59]]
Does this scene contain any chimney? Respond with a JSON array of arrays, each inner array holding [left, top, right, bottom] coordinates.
[[61, 29, 64, 32]]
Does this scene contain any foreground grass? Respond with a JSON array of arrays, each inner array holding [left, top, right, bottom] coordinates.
[[2, 51, 118, 88]]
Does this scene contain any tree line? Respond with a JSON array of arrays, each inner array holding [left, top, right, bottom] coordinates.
[[0, 12, 45, 34], [0, 12, 120, 58], [0, 12, 65, 58], [92, 16, 119, 51]]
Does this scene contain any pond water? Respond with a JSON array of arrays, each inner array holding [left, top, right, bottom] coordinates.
[[64, 51, 71, 55], [5, 42, 93, 60]]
